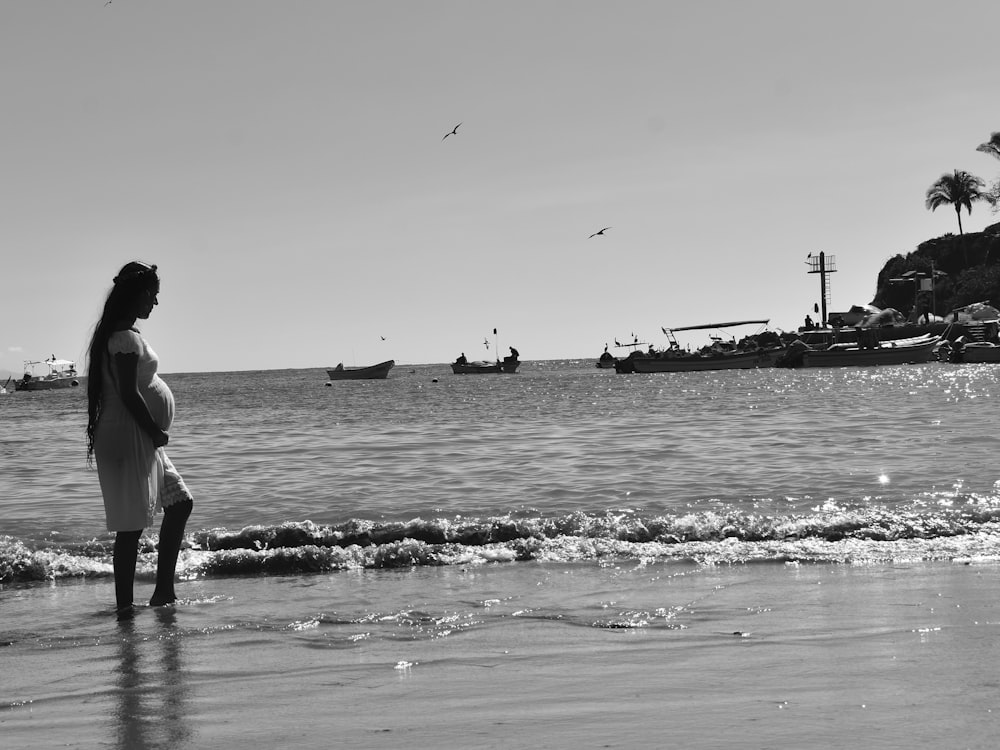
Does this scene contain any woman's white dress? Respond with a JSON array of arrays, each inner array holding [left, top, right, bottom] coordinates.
[[94, 329, 192, 532]]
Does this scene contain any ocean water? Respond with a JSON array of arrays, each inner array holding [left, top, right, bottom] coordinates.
[[4, 359, 1000, 748], [5, 359, 1000, 570]]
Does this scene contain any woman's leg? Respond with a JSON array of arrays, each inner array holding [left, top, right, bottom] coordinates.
[[150, 499, 193, 606], [113, 530, 142, 616]]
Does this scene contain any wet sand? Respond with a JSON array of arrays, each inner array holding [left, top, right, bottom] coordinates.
[[4, 561, 1000, 749]]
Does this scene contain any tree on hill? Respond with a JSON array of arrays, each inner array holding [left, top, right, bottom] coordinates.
[[977, 131, 1000, 211], [925, 169, 986, 236], [871, 223, 1000, 318]]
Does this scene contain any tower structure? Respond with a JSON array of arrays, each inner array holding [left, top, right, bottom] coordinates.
[[806, 252, 837, 327]]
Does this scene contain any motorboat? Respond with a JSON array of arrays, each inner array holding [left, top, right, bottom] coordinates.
[[945, 340, 1000, 363], [616, 319, 784, 373], [15, 358, 81, 391], [628, 347, 783, 373], [777, 333, 940, 368]]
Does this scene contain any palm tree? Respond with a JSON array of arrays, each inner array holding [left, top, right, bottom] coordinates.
[[977, 132, 1000, 161], [925, 169, 986, 235], [976, 132, 1000, 209]]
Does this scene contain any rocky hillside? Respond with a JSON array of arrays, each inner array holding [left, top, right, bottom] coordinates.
[[871, 221, 1000, 318]]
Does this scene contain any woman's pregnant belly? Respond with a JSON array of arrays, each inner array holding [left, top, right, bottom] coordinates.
[[143, 376, 175, 431]]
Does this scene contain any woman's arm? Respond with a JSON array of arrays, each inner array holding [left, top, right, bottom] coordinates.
[[112, 352, 169, 448]]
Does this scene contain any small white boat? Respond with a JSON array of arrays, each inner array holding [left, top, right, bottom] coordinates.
[[14, 358, 81, 391]]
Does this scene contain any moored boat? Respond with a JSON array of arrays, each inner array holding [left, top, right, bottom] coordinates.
[[616, 319, 784, 373], [945, 340, 1000, 364], [326, 359, 395, 380], [451, 357, 520, 374], [629, 347, 783, 373], [452, 343, 521, 374], [777, 333, 940, 368], [14, 358, 81, 391]]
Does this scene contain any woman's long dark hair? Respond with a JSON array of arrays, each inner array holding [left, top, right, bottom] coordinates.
[[86, 262, 160, 462]]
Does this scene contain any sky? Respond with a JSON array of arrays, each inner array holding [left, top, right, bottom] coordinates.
[[2, 0, 999, 374]]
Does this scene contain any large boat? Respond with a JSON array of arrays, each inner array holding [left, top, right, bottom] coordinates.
[[777, 333, 940, 368], [15, 358, 81, 391], [944, 340, 1000, 363], [616, 320, 784, 373], [451, 357, 520, 374], [956, 343, 1000, 363], [628, 347, 783, 373], [940, 319, 1000, 363], [326, 360, 395, 380]]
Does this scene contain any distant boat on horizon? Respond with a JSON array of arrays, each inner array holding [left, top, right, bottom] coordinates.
[[326, 360, 395, 381], [14, 358, 81, 391]]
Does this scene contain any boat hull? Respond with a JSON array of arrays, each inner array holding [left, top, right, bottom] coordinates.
[[951, 343, 1000, 363], [452, 359, 520, 374], [628, 349, 783, 373], [800, 340, 938, 368], [14, 376, 80, 391], [326, 360, 395, 380]]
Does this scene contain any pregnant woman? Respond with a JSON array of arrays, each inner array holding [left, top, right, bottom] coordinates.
[[85, 262, 194, 618]]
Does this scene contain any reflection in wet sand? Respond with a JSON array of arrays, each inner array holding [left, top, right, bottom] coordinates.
[[113, 608, 193, 749]]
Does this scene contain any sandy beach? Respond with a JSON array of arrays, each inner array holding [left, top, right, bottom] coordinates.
[[4, 559, 1000, 750]]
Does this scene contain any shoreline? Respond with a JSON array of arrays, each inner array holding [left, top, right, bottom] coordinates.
[[4, 560, 1000, 749]]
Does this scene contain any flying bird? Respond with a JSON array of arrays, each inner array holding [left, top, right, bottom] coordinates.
[[442, 123, 462, 140], [380, 336, 386, 341], [588, 227, 611, 238]]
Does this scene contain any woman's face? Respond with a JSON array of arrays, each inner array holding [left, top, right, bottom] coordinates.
[[136, 285, 159, 319]]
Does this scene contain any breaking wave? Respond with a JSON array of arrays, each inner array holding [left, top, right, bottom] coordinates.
[[6, 502, 1000, 584]]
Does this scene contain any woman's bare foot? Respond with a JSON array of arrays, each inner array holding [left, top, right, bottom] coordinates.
[[149, 591, 176, 606]]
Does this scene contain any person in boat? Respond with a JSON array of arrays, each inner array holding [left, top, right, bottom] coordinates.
[[334, 363, 344, 371], [455, 352, 468, 365], [804, 315, 814, 330], [949, 336, 967, 363], [85, 261, 194, 619], [508, 346, 519, 361]]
